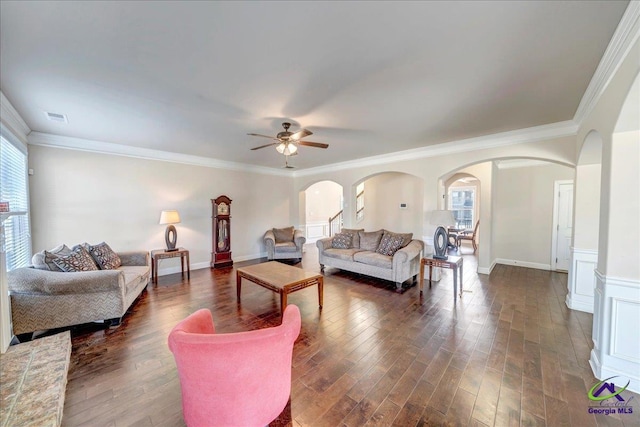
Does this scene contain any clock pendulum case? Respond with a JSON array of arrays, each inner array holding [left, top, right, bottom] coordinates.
[[211, 195, 233, 268]]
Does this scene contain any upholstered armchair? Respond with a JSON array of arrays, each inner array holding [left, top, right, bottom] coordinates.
[[168, 305, 301, 427], [264, 226, 306, 261]]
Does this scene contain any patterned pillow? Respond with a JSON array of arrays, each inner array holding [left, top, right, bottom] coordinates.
[[376, 233, 406, 256], [33, 244, 72, 271], [331, 233, 352, 249], [53, 246, 99, 272], [89, 242, 121, 270], [341, 228, 364, 249], [358, 230, 384, 251], [382, 230, 413, 248]]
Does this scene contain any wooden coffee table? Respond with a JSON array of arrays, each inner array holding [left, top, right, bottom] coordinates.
[[236, 261, 323, 315]]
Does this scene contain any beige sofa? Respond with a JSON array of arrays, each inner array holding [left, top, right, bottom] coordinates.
[[8, 251, 150, 335], [317, 229, 423, 292]]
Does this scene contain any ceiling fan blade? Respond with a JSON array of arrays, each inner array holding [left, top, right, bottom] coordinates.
[[297, 141, 329, 149], [250, 142, 278, 150], [289, 128, 312, 141], [247, 133, 278, 140]]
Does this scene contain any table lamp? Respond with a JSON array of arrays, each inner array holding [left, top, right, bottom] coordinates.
[[159, 210, 181, 252]]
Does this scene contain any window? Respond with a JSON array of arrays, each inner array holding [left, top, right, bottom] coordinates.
[[1, 131, 31, 271], [449, 186, 475, 229], [355, 182, 365, 221]]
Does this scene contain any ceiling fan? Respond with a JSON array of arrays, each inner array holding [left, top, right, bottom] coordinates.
[[248, 122, 329, 156]]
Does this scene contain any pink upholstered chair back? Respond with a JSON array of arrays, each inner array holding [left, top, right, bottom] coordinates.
[[168, 305, 301, 427]]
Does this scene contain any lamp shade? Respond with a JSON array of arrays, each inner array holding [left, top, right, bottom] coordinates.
[[428, 210, 455, 226], [159, 210, 181, 225]]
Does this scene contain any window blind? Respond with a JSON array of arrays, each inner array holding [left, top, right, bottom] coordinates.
[[0, 134, 31, 271]]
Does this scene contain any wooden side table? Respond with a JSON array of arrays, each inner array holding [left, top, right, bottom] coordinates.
[[419, 255, 463, 299], [151, 248, 190, 283]]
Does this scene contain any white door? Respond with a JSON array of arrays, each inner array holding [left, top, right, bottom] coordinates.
[[553, 181, 574, 271]]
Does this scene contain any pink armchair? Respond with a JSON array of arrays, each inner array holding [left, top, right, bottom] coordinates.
[[168, 305, 301, 427]]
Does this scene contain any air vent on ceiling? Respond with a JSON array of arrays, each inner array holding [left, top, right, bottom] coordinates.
[[44, 111, 68, 123]]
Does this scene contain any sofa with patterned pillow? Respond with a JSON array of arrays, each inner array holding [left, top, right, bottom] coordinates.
[[7, 242, 150, 336], [316, 229, 424, 292]]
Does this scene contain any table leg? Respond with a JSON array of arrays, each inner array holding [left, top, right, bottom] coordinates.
[[419, 261, 424, 293], [154, 258, 158, 284], [186, 252, 190, 279], [236, 271, 242, 300], [151, 257, 155, 283], [281, 291, 288, 313], [459, 261, 463, 297], [453, 267, 458, 300], [181, 255, 185, 278], [428, 265, 433, 289], [318, 277, 324, 308]]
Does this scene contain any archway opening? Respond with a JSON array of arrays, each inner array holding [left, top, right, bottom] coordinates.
[[303, 180, 343, 243]]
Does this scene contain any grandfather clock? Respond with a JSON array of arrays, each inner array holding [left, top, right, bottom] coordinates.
[[211, 195, 233, 268]]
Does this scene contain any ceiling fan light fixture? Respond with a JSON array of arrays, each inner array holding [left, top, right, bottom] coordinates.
[[276, 142, 297, 156]]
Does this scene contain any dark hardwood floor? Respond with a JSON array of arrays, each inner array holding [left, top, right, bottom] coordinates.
[[59, 244, 639, 426]]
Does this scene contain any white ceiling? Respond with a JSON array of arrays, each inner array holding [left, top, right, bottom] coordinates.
[[0, 1, 629, 169]]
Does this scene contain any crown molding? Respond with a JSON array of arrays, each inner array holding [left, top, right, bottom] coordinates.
[[573, 1, 640, 124], [495, 159, 553, 169], [0, 91, 31, 143], [27, 132, 291, 177], [293, 120, 578, 177], [28, 119, 578, 177]]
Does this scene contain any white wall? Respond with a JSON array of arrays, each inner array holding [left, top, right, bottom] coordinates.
[[573, 163, 602, 249], [28, 145, 292, 273], [493, 163, 574, 269], [356, 172, 424, 236]]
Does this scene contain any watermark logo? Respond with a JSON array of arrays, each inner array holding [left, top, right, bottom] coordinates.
[[587, 376, 634, 416]]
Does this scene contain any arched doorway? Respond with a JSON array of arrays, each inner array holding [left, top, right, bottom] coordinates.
[[303, 180, 342, 243]]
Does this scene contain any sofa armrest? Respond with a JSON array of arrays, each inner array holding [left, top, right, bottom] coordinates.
[[8, 268, 124, 295], [393, 240, 424, 264], [293, 229, 306, 249], [316, 237, 334, 252], [119, 251, 149, 267]]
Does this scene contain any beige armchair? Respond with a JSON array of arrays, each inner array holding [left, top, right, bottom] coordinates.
[[264, 227, 306, 261]]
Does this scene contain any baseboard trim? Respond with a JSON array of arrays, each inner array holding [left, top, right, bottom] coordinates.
[[495, 258, 551, 271], [156, 252, 267, 276], [565, 295, 594, 313], [477, 260, 496, 275]]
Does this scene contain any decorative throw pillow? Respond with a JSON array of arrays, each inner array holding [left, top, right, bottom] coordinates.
[[358, 230, 384, 251], [376, 233, 406, 256], [273, 227, 295, 243], [331, 232, 352, 249], [89, 242, 121, 270], [382, 230, 413, 248], [53, 246, 99, 272], [33, 244, 72, 271], [341, 228, 364, 249]]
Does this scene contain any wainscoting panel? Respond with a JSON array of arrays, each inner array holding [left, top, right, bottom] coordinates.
[[566, 247, 597, 313], [305, 221, 329, 244], [590, 270, 640, 393]]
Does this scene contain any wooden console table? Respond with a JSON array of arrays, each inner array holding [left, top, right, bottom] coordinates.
[[151, 248, 190, 283], [419, 255, 463, 299]]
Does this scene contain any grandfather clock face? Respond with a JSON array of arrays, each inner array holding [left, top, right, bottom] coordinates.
[[217, 202, 229, 216]]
